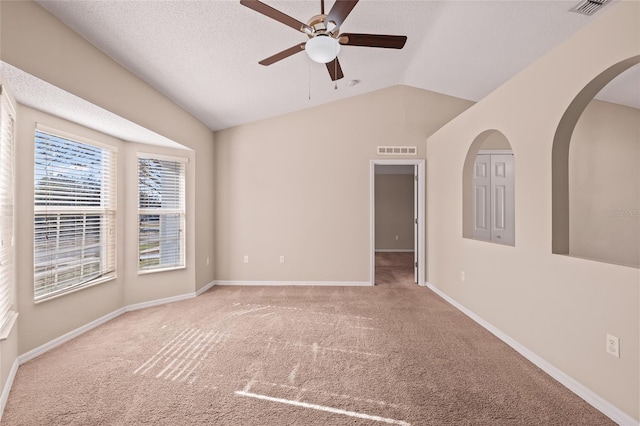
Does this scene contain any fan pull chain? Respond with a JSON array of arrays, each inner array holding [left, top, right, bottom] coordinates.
[[334, 51, 338, 90], [308, 63, 311, 100]]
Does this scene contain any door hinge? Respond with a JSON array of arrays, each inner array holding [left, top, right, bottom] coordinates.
[[415, 262, 418, 267], [414, 218, 418, 224]]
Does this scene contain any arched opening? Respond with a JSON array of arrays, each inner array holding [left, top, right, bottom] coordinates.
[[552, 56, 640, 267], [463, 130, 515, 246]]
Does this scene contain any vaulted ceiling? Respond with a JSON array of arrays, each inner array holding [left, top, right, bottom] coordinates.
[[31, 0, 640, 131]]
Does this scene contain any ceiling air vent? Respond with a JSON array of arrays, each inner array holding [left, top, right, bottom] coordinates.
[[377, 146, 417, 156], [571, 0, 610, 16]]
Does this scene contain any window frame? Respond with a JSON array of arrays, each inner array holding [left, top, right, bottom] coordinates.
[[0, 85, 18, 337], [33, 125, 117, 302], [137, 152, 187, 274]]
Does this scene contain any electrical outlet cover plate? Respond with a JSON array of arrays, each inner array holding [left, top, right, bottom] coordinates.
[[606, 334, 620, 358]]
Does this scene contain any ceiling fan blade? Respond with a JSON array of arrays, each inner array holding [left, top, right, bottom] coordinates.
[[325, 0, 359, 30], [325, 58, 344, 81], [339, 33, 407, 49], [258, 43, 306, 66], [240, 0, 311, 33]]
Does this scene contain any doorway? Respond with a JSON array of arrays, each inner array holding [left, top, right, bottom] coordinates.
[[370, 159, 425, 286]]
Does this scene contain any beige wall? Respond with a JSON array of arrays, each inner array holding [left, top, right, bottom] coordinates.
[[122, 142, 197, 306], [569, 99, 640, 267], [0, 0, 215, 297], [480, 131, 512, 151], [14, 105, 196, 354], [15, 106, 128, 353], [426, 2, 639, 421], [375, 174, 414, 251], [214, 86, 473, 283], [1, 0, 215, 356]]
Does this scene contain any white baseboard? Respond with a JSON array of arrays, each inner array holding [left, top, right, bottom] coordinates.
[[12, 278, 368, 368], [17, 290, 207, 365], [126, 293, 195, 312], [374, 249, 414, 253], [214, 280, 371, 287], [18, 307, 126, 365], [0, 359, 19, 420], [196, 280, 216, 296], [425, 282, 639, 426]]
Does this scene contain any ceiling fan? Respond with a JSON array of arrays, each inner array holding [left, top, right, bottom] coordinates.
[[240, 0, 407, 81]]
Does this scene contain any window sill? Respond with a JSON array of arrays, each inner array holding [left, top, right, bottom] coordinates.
[[34, 275, 117, 304], [138, 265, 186, 276], [0, 312, 18, 341]]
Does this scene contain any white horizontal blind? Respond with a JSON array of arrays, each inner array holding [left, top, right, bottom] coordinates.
[[0, 87, 16, 328], [34, 130, 117, 301], [138, 155, 186, 272]]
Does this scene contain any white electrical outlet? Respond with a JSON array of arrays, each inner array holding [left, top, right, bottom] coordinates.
[[395, 235, 399, 241], [460, 271, 465, 282], [206, 257, 210, 266], [606, 334, 620, 358], [279, 255, 285, 263], [244, 255, 249, 263]]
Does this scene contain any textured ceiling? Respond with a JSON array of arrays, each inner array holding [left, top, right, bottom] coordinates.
[[31, 0, 639, 131]]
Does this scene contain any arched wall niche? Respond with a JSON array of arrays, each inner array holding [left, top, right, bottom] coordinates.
[[462, 129, 514, 242], [552, 55, 640, 267]]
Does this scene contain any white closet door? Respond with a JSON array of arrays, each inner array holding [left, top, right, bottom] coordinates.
[[473, 155, 491, 241], [490, 154, 515, 245], [473, 153, 515, 246]]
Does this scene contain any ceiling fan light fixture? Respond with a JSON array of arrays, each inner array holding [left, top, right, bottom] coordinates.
[[305, 35, 340, 63]]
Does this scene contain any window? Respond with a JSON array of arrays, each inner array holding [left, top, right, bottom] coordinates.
[[138, 154, 186, 272], [34, 127, 117, 301], [0, 86, 17, 331]]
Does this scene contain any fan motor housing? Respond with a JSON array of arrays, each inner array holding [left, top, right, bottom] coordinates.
[[306, 14, 338, 38]]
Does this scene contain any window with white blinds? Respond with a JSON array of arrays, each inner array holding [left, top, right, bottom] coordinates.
[[138, 154, 186, 272], [34, 127, 117, 302], [0, 86, 17, 332]]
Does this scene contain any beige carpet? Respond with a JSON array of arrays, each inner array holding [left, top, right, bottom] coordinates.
[[2, 253, 613, 425]]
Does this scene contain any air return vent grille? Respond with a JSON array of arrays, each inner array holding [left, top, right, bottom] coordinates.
[[570, 0, 610, 16], [377, 146, 417, 156]]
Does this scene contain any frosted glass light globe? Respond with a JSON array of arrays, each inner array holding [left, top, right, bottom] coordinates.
[[305, 35, 341, 63]]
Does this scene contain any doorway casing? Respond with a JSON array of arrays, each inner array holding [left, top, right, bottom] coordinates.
[[370, 159, 426, 286]]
